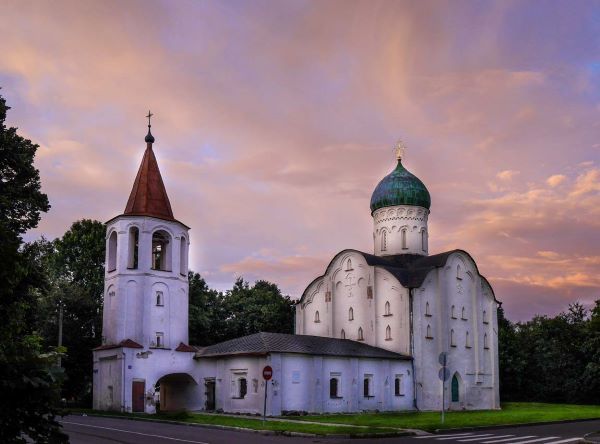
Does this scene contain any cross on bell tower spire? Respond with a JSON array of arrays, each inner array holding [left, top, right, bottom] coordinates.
[[145, 110, 155, 145]]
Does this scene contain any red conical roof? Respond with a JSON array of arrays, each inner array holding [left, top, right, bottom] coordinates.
[[124, 141, 174, 221]]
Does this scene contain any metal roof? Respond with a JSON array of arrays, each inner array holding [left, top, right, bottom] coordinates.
[[194, 332, 412, 360]]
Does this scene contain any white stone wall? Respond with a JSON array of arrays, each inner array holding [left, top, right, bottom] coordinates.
[[412, 251, 500, 411], [102, 215, 190, 348], [93, 347, 200, 413], [195, 353, 413, 415], [297, 251, 411, 356], [372, 205, 429, 256]]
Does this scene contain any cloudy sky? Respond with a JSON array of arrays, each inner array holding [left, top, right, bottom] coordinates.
[[1, 0, 599, 320]]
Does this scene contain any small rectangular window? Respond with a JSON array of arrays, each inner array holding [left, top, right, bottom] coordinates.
[[155, 332, 164, 348]]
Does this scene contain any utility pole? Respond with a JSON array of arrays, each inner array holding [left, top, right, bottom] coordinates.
[[58, 302, 63, 368]]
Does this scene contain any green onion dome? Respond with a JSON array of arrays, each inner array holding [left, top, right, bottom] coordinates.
[[370, 160, 431, 214]]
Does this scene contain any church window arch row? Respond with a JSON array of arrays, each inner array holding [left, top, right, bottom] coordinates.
[[314, 311, 320, 323], [484, 333, 489, 349], [457, 264, 463, 280], [450, 329, 456, 347], [357, 327, 364, 341], [421, 228, 427, 252], [346, 258, 353, 271], [385, 325, 392, 341], [483, 310, 489, 324], [384, 301, 391, 316], [151, 229, 173, 271], [179, 235, 188, 276], [426, 324, 433, 339], [465, 331, 471, 348], [107, 230, 118, 272], [451, 305, 457, 319], [461, 306, 467, 320], [340, 329, 346, 339], [381, 229, 388, 251], [348, 307, 354, 321], [127, 226, 139, 269], [401, 227, 408, 250], [425, 301, 432, 317]]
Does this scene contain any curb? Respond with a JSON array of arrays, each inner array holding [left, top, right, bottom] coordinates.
[[433, 417, 600, 434], [582, 431, 600, 444], [66, 413, 417, 439]]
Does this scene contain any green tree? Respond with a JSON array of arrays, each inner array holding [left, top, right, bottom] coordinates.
[[0, 92, 67, 442], [222, 278, 295, 340], [36, 219, 105, 405], [188, 272, 227, 346]]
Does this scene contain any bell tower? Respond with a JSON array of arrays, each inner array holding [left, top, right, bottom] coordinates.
[[101, 113, 190, 349]]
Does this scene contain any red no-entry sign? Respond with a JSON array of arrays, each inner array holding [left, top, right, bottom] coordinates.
[[262, 365, 273, 381]]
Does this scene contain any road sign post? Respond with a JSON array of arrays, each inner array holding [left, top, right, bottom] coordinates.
[[262, 366, 273, 423], [438, 352, 449, 424]]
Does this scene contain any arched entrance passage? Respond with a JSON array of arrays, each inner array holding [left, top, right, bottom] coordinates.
[[155, 373, 198, 412]]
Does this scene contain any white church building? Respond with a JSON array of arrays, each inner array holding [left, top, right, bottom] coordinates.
[[92, 124, 500, 415]]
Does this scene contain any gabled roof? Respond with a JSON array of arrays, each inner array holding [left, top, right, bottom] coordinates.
[[93, 338, 143, 351], [194, 332, 411, 360], [124, 142, 175, 221], [299, 249, 499, 305]]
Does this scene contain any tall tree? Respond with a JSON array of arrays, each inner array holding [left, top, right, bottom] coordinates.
[[0, 92, 67, 443], [36, 219, 105, 405], [222, 278, 295, 340]]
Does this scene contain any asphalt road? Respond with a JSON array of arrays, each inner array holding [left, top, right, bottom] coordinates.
[[61, 415, 600, 444]]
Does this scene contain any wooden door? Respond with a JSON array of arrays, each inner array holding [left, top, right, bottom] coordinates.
[[132, 380, 145, 412]]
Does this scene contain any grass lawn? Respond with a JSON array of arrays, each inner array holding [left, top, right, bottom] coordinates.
[[67, 409, 397, 436], [293, 402, 600, 432]]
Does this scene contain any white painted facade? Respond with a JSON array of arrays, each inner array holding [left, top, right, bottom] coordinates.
[[93, 142, 499, 415]]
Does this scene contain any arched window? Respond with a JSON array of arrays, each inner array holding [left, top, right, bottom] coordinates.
[[381, 230, 387, 251], [346, 258, 353, 270], [394, 375, 404, 396], [450, 329, 456, 347], [451, 305, 456, 319], [357, 327, 364, 341], [484, 333, 489, 349], [461, 307, 467, 320], [128, 227, 139, 269], [156, 291, 163, 306], [179, 236, 187, 276], [465, 331, 470, 348], [425, 302, 431, 316], [421, 229, 427, 252], [384, 301, 391, 316], [457, 264, 463, 280], [451, 374, 459, 402], [348, 307, 354, 321], [401, 228, 407, 249], [483, 310, 488, 324], [314, 311, 320, 323], [363, 376, 372, 397], [107, 231, 118, 272], [152, 230, 171, 271], [426, 324, 433, 339], [329, 377, 339, 398], [341, 329, 346, 339], [385, 325, 392, 340]]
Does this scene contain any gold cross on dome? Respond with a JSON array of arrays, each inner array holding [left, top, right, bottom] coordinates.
[[395, 140, 406, 161]]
